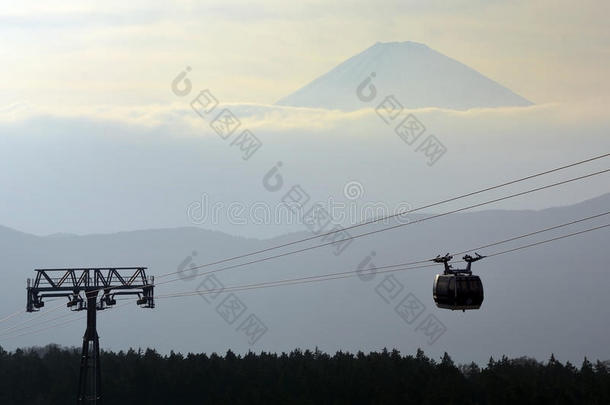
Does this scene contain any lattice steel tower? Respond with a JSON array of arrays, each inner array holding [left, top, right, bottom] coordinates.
[[26, 267, 155, 404]]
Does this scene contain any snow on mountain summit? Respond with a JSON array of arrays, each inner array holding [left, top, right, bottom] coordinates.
[[276, 41, 532, 111]]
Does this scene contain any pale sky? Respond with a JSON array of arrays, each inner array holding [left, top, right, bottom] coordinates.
[[1, 0, 609, 237], [3, 1, 610, 367], [1, 0, 609, 109]]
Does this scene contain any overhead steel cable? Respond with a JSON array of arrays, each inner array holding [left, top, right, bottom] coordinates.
[[156, 152, 610, 279], [0, 300, 134, 340], [0, 309, 26, 324], [1, 314, 85, 340], [156, 263, 440, 299], [12, 220, 609, 338], [484, 223, 610, 259], [155, 222, 610, 300], [6, 167, 608, 336], [0, 299, 65, 334], [0, 296, 144, 338], [0, 310, 80, 337], [154, 169, 610, 288], [451, 210, 610, 256], [6, 157, 606, 324], [7, 155, 608, 335]]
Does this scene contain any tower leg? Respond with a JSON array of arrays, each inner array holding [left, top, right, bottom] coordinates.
[[77, 291, 101, 404]]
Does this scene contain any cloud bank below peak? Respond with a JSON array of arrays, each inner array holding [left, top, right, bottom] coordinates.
[[1, 97, 608, 236], [1, 98, 607, 137]]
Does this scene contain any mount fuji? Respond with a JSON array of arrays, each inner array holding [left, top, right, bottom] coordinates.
[[277, 41, 533, 111]]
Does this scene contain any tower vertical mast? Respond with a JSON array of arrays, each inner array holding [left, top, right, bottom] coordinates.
[[77, 290, 101, 404], [26, 267, 155, 404]]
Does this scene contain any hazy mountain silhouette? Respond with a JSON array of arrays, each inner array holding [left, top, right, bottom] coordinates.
[[0, 193, 608, 365], [277, 41, 533, 110]]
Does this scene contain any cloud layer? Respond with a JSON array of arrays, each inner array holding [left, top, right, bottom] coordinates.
[[1, 100, 608, 237]]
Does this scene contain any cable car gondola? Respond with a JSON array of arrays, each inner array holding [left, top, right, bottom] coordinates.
[[432, 253, 485, 311]]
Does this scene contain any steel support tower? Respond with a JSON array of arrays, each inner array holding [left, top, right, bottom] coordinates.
[[26, 267, 155, 404]]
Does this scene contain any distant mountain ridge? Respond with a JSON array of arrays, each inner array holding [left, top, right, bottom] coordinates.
[[277, 41, 532, 111], [1, 193, 608, 365]]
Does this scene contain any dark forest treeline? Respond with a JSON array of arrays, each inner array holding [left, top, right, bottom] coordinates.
[[1, 345, 609, 404]]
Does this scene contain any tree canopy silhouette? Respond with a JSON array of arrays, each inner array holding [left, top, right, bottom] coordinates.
[[0, 345, 608, 404]]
